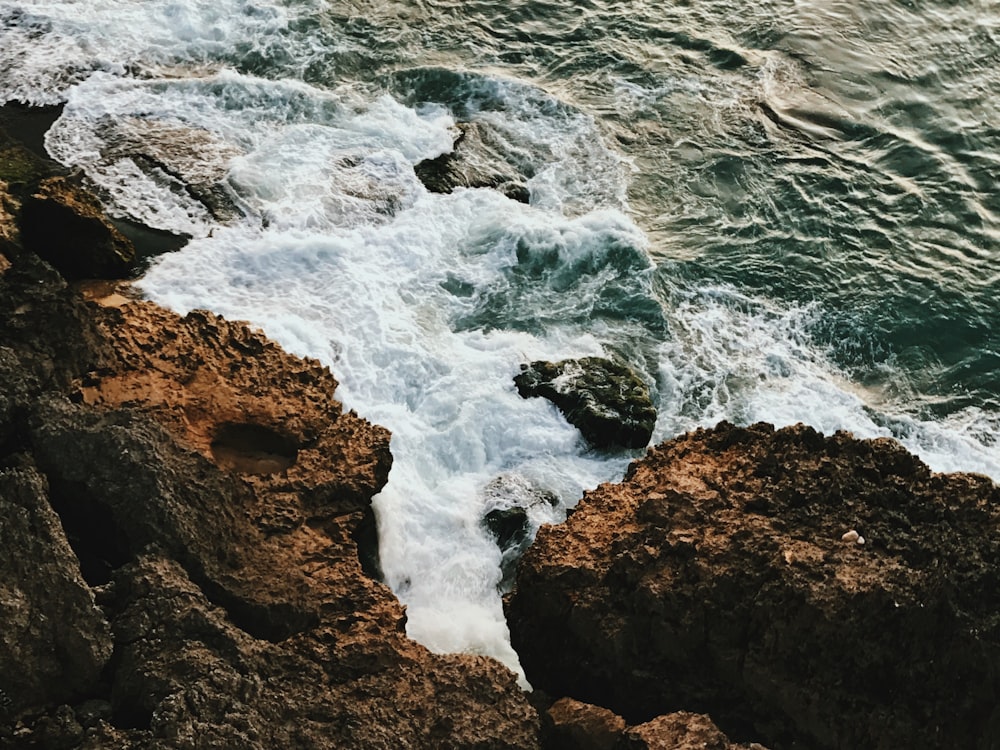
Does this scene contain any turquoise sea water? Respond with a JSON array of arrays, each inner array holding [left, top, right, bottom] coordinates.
[[2, 0, 998, 677]]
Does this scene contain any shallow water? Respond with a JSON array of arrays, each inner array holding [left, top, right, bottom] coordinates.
[[2, 0, 998, 680]]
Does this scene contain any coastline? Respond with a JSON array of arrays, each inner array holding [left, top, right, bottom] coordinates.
[[3, 107, 1000, 749]]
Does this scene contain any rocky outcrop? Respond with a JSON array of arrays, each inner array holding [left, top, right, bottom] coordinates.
[[620, 712, 767, 750], [507, 421, 1000, 749], [0, 465, 112, 717], [415, 121, 531, 203], [545, 698, 625, 750], [20, 176, 136, 280], [542, 698, 764, 750], [514, 358, 656, 449], [0, 177, 540, 748]]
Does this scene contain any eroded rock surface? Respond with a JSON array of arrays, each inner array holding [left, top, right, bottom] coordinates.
[[0, 466, 112, 717], [514, 357, 656, 449], [508, 421, 1000, 749], [620, 712, 768, 750], [0, 177, 540, 748], [20, 176, 136, 280]]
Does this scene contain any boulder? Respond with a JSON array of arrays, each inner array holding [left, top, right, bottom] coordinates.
[[546, 697, 626, 750], [20, 176, 136, 280], [415, 121, 531, 203], [507, 421, 1000, 749], [619, 712, 768, 750], [0, 466, 112, 716], [514, 358, 656, 449]]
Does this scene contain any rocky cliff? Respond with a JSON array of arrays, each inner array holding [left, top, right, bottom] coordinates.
[[0, 173, 539, 748], [4, 121, 1000, 750], [508, 421, 1000, 749]]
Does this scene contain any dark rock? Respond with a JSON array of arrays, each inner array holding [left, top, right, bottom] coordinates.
[[514, 358, 656, 449], [0, 466, 113, 715], [481, 474, 559, 589], [0, 125, 65, 196], [20, 176, 136, 280], [485, 506, 530, 551], [547, 697, 625, 750], [415, 121, 531, 203], [508, 421, 1000, 749]]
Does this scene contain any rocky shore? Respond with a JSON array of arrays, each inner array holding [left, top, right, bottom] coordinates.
[[2, 119, 999, 750]]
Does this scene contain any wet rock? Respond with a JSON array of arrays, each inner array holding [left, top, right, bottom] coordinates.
[[486, 506, 531, 551], [481, 474, 559, 588], [620, 712, 767, 750], [0, 179, 19, 247], [20, 176, 136, 280], [415, 121, 531, 203], [547, 697, 625, 750], [97, 117, 245, 224], [0, 466, 113, 716], [514, 357, 656, 449], [0, 124, 65, 196], [0, 248, 540, 748], [508, 421, 1000, 749]]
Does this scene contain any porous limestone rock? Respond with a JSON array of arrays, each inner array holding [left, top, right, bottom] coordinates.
[[508, 421, 1000, 749], [619, 712, 768, 750], [546, 697, 626, 750], [0, 233, 540, 748]]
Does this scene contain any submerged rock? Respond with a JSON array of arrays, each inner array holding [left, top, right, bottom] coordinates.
[[481, 474, 559, 588], [508, 421, 1000, 749], [514, 357, 656, 449], [20, 176, 136, 279], [414, 121, 531, 202]]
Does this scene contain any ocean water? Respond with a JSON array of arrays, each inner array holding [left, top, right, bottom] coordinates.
[[2, 0, 998, 681]]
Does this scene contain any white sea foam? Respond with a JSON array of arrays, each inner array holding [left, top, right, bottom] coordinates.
[[0, 0, 307, 104], [657, 286, 1000, 478], [138, 165, 642, 683]]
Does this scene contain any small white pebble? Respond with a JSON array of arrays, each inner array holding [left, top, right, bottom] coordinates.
[[856, 536, 866, 546], [841, 529, 860, 542]]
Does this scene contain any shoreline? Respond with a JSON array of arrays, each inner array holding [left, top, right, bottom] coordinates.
[[3, 102, 1000, 749]]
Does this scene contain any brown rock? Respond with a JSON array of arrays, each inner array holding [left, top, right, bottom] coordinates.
[[620, 712, 767, 750], [0, 246, 540, 747], [547, 697, 625, 750], [508, 421, 1000, 749], [0, 466, 112, 716], [20, 175, 136, 280]]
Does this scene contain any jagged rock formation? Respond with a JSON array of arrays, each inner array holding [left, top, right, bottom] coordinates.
[[507, 421, 1000, 749], [542, 697, 765, 750], [514, 358, 656, 450], [0, 465, 113, 716], [619, 712, 768, 750], [414, 121, 531, 203], [19, 176, 137, 279], [0, 176, 539, 748]]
